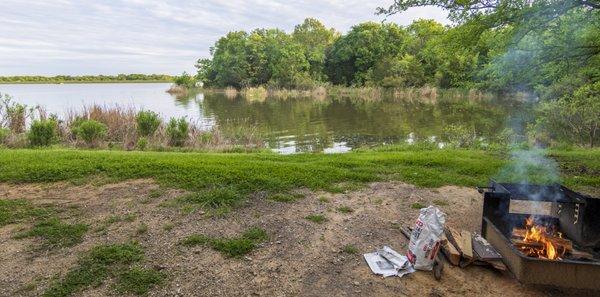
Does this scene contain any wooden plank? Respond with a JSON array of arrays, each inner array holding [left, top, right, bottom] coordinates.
[[440, 235, 461, 266], [460, 230, 473, 261], [444, 227, 463, 254]]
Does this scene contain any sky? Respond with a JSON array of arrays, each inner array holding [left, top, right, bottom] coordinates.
[[0, 0, 449, 76]]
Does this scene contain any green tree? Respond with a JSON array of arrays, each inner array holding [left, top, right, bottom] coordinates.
[[292, 18, 339, 82], [325, 22, 409, 86], [208, 31, 252, 88]]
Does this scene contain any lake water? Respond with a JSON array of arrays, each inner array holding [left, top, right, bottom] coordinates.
[[0, 83, 528, 153]]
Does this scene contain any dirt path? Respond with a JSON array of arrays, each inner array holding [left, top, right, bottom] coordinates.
[[0, 180, 590, 296]]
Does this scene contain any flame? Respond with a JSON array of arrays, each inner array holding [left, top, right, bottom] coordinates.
[[519, 216, 563, 260]]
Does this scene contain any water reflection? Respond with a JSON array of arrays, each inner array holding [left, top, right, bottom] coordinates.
[[198, 92, 528, 153]]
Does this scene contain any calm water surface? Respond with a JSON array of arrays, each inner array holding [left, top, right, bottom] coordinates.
[[0, 83, 527, 153]]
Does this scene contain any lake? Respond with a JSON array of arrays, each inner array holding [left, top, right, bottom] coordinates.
[[0, 83, 529, 153]]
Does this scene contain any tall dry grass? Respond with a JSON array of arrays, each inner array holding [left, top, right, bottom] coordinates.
[[0, 100, 265, 151]]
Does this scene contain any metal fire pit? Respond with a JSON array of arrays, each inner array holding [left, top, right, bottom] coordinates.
[[480, 181, 600, 291]]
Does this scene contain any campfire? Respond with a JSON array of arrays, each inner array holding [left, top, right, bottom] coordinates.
[[512, 216, 572, 260]]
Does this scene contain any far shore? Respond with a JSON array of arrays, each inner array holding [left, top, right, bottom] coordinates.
[[0, 80, 172, 85]]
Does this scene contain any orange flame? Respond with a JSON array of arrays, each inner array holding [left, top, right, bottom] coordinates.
[[520, 216, 563, 260]]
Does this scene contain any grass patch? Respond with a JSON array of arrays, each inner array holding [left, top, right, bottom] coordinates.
[[305, 214, 327, 224], [337, 206, 353, 214], [136, 223, 148, 235], [148, 189, 166, 199], [142, 189, 166, 204], [0, 199, 54, 226], [342, 244, 358, 254], [162, 223, 175, 231], [169, 188, 245, 215], [15, 218, 88, 249], [318, 196, 330, 203], [114, 267, 164, 295], [179, 227, 268, 258], [43, 242, 146, 297], [268, 193, 303, 203], [432, 199, 449, 206], [94, 214, 136, 234], [411, 203, 425, 209]]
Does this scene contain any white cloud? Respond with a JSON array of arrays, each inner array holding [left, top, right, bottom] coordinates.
[[0, 0, 449, 75]]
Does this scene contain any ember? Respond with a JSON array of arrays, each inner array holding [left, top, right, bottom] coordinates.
[[512, 216, 570, 260]]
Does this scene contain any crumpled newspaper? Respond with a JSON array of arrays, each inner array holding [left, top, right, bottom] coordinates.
[[364, 246, 415, 277]]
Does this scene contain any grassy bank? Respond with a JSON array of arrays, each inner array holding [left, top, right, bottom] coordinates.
[[0, 148, 597, 197]]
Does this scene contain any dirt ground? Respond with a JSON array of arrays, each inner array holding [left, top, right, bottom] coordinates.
[[0, 180, 595, 297]]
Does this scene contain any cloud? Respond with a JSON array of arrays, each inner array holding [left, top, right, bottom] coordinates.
[[0, 0, 449, 75]]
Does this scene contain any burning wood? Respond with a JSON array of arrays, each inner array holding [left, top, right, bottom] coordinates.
[[511, 216, 572, 260]]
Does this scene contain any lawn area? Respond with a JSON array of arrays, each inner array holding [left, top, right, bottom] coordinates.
[[0, 148, 598, 196]]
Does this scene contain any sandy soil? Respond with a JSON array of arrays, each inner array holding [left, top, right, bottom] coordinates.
[[0, 180, 595, 297]]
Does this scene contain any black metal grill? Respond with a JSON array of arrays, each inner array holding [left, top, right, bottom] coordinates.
[[479, 180, 600, 290]]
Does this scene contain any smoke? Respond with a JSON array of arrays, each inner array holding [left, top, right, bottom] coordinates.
[[496, 148, 561, 186]]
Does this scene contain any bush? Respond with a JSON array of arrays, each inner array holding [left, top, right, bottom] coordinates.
[[0, 127, 9, 145], [173, 72, 197, 88], [28, 120, 57, 147], [72, 120, 108, 147], [166, 117, 188, 147], [135, 110, 161, 137]]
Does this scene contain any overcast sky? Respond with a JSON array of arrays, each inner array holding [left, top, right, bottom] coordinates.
[[0, 0, 449, 76]]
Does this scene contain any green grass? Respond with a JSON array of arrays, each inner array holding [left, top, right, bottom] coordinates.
[[411, 203, 425, 209], [0, 199, 54, 226], [0, 148, 597, 202], [15, 218, 88, 249], [305, 214, 327, 224], [179, 227, 268, 258], [114, 267, 164, 295], [337, 206, 353, 214], [43, 242, 146, 297], [342, 244, 358, 254], [94, 214, 137, 233], [169, 188, 244, 214], [268, 193, 303, 203]]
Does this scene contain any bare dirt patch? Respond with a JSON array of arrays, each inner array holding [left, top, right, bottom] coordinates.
[[0, 180, 591, 296]]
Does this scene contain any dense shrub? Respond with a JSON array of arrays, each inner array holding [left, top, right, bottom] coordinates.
[[166, 117, 189, 147], [72, 120, 108, 147], [135, 110, 161, 137], [28, 120, 57, 147], [534, 82, 600, 147]]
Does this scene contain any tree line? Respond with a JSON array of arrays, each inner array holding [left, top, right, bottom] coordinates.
[[196, 1, 599, 101], [0, 74, 173, 84]]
